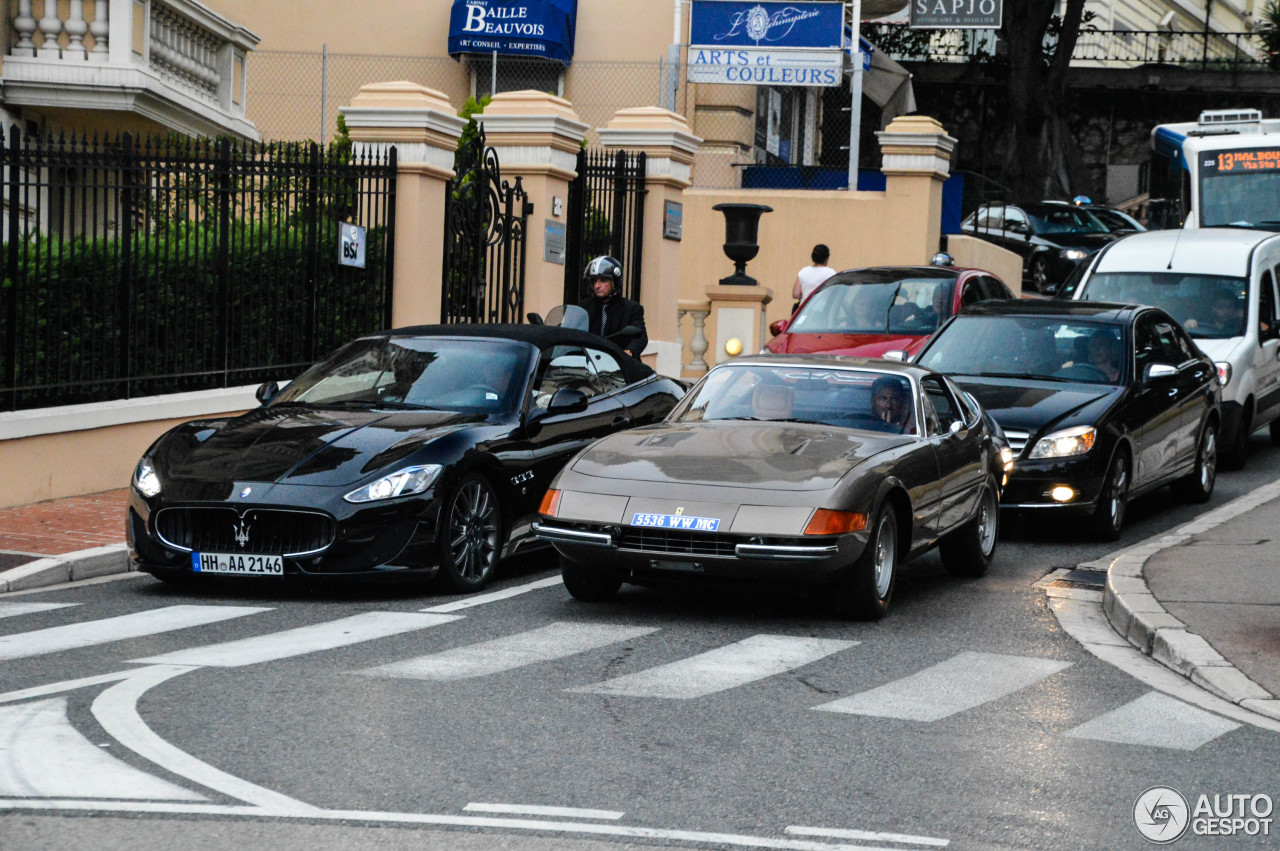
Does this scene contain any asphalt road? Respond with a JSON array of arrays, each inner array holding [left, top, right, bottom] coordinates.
[[4, 436, 1280, 851]]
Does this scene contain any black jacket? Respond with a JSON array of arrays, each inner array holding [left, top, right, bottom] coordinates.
[[578, 295, 648, 357]]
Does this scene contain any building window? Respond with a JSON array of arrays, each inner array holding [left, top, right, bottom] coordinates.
[[470, 56, 564, 99]]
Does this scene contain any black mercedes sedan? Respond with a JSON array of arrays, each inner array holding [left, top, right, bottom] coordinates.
[[961, 202, 1119, 293], [126, 324, 685, 591], [914, 301, 1220, 540]]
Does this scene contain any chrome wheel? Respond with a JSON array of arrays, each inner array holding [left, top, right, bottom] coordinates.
[[1199, 427, 1217, 493], [442, 476, 501, 589], [1092, 453, 1128, 541], [977, 487, 998, 557], [873, 510, 896, 599], [1030, 257, 1050, 293]]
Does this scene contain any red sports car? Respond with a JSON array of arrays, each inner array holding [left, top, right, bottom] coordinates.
[[767, 265, 1015, 359]]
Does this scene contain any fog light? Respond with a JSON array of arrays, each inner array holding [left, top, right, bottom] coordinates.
[[1050, 486, 1075, 503]]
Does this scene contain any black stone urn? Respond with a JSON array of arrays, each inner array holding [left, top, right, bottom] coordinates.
[[712, 202, 773, 286]]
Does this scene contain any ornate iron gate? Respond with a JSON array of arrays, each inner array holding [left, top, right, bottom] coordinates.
[[441, 128, 531, 324], [563, 149, 647, 306]]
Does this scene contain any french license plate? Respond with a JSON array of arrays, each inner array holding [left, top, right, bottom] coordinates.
[[630, 512, 720, 531], [191, 552, 284, 576]]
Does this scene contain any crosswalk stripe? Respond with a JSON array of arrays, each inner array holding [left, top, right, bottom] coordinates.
[[0, 602, 78, 621], [812, 651, 1073, 721], [0, 605, 270, 662], [132, 612, 462, 668], [364, 622, 658, 682], [1064, 691, 1241, 751], [571, 635, 857, 700], [0, 697, 205, 801]]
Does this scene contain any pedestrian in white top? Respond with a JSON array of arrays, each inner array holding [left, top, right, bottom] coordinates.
[[792, 244, 836, 306]]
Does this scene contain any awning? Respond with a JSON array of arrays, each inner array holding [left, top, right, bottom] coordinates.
[[448, 0, 578, 66], [845, 29, 917, 127]]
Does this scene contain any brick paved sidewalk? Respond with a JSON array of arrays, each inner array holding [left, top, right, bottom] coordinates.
[[0, 489, 129, 572]]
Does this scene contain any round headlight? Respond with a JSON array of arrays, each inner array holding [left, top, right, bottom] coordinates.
[[133, 457, 161, 498]]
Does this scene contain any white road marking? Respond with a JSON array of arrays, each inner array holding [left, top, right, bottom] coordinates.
[[464, 802, 625, 820], [0, 798, 936, 850], [1064, 691, 1241, 750], [364, 622, 657, 681], [813, 651, 1072, 721], [572, 635, 857, 699], [0, 670, 139, 705], [132, 612, 461, 668], [787, 825, 949, 846], [0, 697, 205, 801], [91, 664, 319, 815], [421, 576, 564, 613], [0, 605, 270, 662], [0, 602, 77, 620]]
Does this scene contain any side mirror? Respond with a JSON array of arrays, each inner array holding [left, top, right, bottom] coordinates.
[[1144, 363, 1178, 383], [527, 312, 544, 325], [949, 421, 964, 434], [770, 319, 788, 336], [882, 350, 909, 362], [1006, 221, 1028, 235], [255, 381, 279, 405], [546, 387, 589, 415]]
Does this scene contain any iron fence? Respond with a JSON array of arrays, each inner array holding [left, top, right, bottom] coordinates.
[[0, 129, 396, 412], [564, 149, 647, 306]]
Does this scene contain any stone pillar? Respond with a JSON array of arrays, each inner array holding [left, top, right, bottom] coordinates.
[[341, 82, 466, 328], [599, 107, 701, 376], [875, 115, 957, 264], [703, 285, 773, 366], [478, 91, 589, 325]]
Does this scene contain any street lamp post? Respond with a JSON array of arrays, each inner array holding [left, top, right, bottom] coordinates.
[[847, 0, 863, 191]]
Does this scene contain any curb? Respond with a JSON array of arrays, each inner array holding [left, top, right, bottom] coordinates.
[[0, 544, 133, 593], [1097, 478, 1280, 723]]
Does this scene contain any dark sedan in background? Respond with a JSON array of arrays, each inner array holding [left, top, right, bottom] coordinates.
[[127, 324, 685, 591], [914, 301, 1220, 540], [767, 266, 1013, 359], [535, 357, 1005, 620], [962, 202, 1119, 294]]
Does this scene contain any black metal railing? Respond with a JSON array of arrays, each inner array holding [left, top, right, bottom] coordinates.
[[866, 25, 1270, 71], [563, 149, 647, 306], [0, 129, 396, 412]]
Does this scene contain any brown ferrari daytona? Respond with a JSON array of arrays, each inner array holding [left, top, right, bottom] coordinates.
[[533, 356, 1007, 619]]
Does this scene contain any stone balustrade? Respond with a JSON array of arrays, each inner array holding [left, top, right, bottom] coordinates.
[[677, 299, 711, 379]]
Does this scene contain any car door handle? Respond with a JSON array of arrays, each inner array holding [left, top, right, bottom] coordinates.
[[1167, 388, 1178, 398], [612, 415, 632, 428]]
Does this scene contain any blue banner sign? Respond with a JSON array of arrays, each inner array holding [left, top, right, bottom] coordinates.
[[690, 1, 844, 49], [448, 0, 578, 65], [689, 1, 845, 87], [910, 0, 1003, 29]]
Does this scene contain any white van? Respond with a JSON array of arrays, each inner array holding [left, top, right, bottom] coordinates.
[[1070, 228, 1280, 468]]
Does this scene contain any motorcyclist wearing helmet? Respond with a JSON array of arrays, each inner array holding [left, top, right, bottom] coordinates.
[[578, 255, 648, 359]]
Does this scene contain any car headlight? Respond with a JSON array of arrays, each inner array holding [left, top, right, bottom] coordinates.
[[1215, 361, 1232, 387], [1060, 249, 1087, 261], [133, 457, 161, 498], [1028, 426, 1096, 459], [344, 464, 443, 503], [1000, 446, 1015, 470]]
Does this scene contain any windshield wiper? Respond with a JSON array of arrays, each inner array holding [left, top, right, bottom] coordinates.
[[964, 371, 1074, 382]]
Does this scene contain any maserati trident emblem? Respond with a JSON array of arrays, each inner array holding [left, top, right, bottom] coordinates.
[[240, 486, 252, 498], [233, 521, 251, 549], [675, 506, 685, 516]]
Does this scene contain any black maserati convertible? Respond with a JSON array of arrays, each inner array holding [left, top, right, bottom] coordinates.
[[126, 323, 685, 591]]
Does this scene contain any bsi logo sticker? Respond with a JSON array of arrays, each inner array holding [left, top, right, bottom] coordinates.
[[339, 222, 366, 269]]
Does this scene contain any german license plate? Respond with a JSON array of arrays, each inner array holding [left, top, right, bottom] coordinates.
[[191, 552, 284, 576], [630, 512, 720, 531]]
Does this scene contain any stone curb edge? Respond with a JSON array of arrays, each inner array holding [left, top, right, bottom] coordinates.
[[0, 544, 133, 593], [1097, 478, 1280, 723]]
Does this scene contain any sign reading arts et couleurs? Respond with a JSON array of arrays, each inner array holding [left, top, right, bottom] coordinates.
[[688, 1, 845, 87], [447, 0, 578, 65]]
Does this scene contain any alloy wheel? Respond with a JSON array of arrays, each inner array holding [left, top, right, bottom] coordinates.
[[874, 510, 896, 599], [448, 479, 499, 582]]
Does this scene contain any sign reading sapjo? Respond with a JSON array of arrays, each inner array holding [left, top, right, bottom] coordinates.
[[688, 1, 845, 87], [910, 0, 1003, 29]]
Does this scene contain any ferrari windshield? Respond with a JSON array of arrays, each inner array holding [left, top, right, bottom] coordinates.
[[671, 363, 918, 435], [789, 274, 956, 335], [273, 337, 530, 413], [1082, 272, 1247, 339], [918, 316, 1125, 385]]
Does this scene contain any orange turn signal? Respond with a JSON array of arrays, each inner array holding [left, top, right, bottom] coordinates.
[[804, 509, 868, 536], [538, 489, 562, 517]]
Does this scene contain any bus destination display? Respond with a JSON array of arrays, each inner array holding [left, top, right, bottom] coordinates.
[[1202, 147, 1280, 176]]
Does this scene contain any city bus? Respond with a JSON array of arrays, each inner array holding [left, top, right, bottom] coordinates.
[[1148, 108, 1280, 230]]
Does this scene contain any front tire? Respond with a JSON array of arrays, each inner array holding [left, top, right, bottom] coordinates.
[[940, 483, 998, 577], [1090, 450, 1129, 542], [560, 555, 621, 601], [1223, 404, 1252, 470], [1172, 421, 1217, 504], [1029, 256, 1051, 294], [831, 503, 897, 621], [1269, 417, 1280, 447], [436, 473, 503, 593]]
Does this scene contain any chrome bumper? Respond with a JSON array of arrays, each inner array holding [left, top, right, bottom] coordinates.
[[532, 522, 615, 548]]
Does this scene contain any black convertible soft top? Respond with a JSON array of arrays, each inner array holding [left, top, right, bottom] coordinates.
[[377, 323, 655, 383]]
